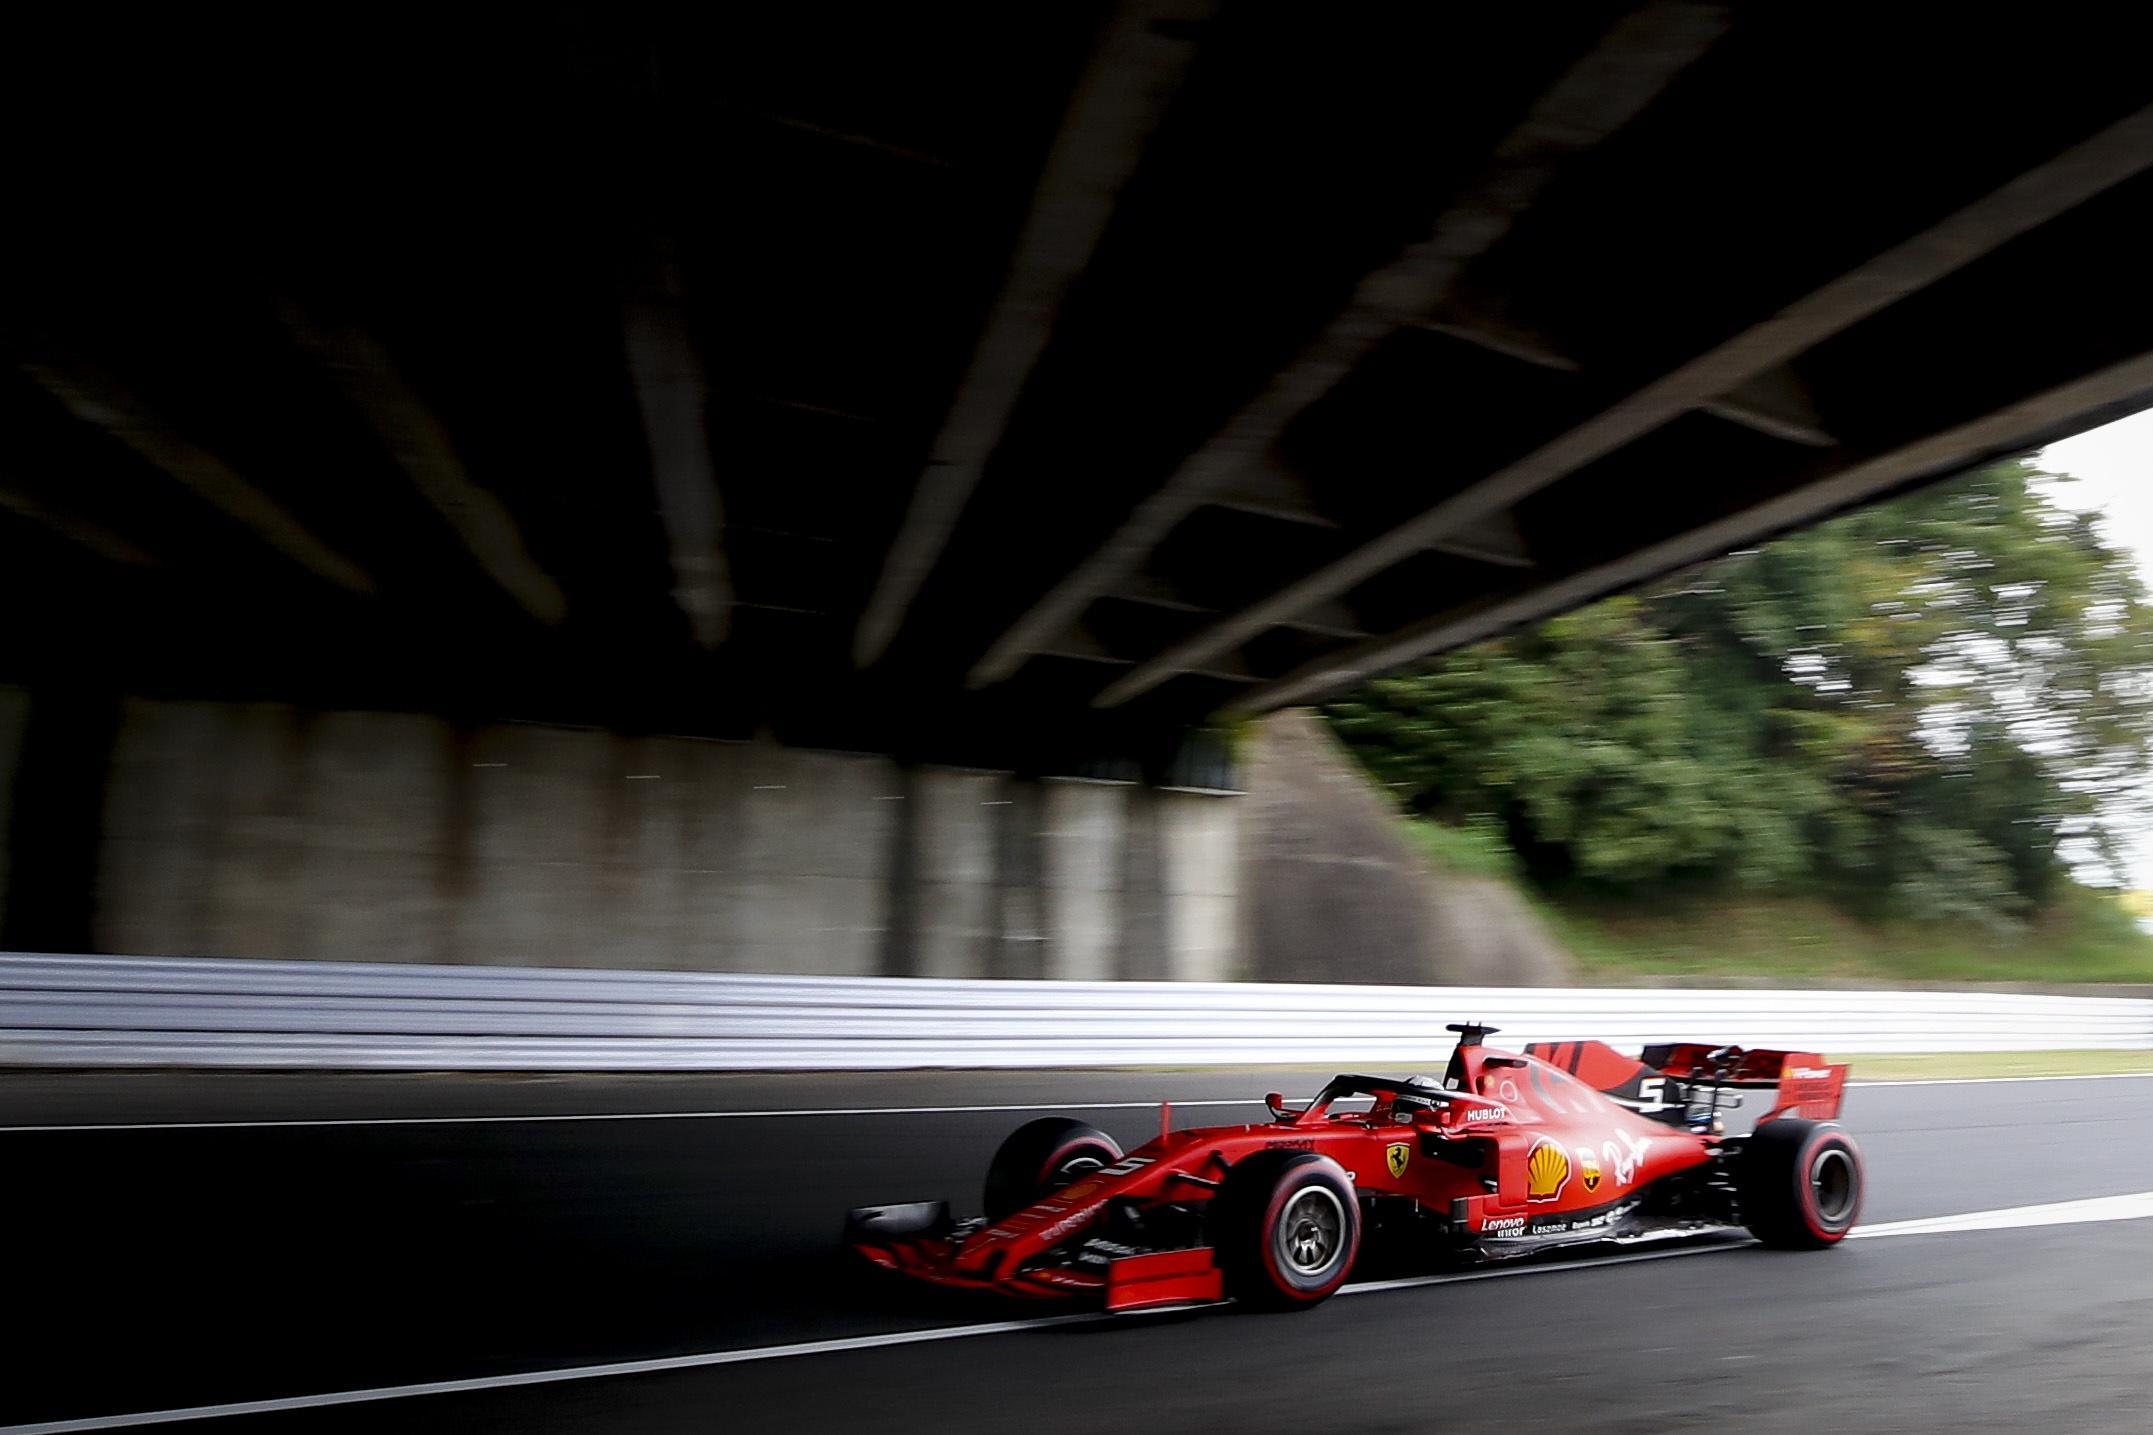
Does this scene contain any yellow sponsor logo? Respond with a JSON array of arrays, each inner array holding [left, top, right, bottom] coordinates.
[[1058, 1180, 1101, 1202], [1385, 1142, 1411, 1179], [1577, 1145, 1602, 1194], [1526, 1136, 1571, 1202]]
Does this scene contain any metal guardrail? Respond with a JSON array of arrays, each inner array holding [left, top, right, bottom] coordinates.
[[2, 952, 2150, 1069]]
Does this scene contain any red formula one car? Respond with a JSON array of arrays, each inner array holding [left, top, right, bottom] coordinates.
[[847, 1024, 1863, 1313]]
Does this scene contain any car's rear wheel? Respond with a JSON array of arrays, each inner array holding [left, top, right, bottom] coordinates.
[[983, 1117, 1123, 1222], [1207, 1151, 1361, 1310], [1739, 1118, 1864, 1248]]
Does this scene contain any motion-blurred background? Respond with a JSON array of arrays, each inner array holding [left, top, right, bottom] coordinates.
[[6, 4, 2153, 1431]]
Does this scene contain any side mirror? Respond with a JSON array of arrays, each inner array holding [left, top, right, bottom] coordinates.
[[1264, 1091, 1290, 1120]]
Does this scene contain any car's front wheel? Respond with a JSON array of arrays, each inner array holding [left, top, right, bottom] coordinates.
[[1207, 1151, 1361, 1310], [983, 1117, 1124, 1222]]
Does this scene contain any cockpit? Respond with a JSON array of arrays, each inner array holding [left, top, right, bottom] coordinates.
[[1264, 1074, 1458, 1126], [1261, 1024, 1535, 1129]]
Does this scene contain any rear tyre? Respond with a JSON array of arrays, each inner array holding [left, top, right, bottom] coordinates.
[[983, 1117, 1123, 1222], [1207, 1151, 1361, 1310], [1739, 1119, 1864, 1248]]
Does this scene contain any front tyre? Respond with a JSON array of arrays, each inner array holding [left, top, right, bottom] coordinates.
[[983, 1117, 1123, 1222], [1208, 1151, 1361, 1310], [1739, 1119, 1864, 1248]]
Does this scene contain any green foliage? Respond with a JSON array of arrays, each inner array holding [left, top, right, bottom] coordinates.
[[1550, 886, 2153, 986], [1400, 815, 1521, 882], [1328, 458, 2153, 929]]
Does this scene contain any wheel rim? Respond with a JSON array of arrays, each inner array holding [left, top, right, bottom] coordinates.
[[1809, 1146, 1857, 1226], [1276, 1185, 1346, 1276]]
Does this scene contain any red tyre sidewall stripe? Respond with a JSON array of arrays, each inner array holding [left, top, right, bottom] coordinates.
[[1797, 1130, 1861, 1242], [1258, 1170, 1359, 1301], [1034, 1137, 1115, 1189]]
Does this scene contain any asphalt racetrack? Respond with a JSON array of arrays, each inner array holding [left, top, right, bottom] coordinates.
[[5, 1068, 2152, 1433]]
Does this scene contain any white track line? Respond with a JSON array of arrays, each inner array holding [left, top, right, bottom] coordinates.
[[0, 1241, 1751, 1434], [0, 1316, 1106, 1435], [9, 1191, 2151, 1434], [1849, 1189, 2153, 1239], [5, 1069, 2149, 1134], [1335, 1232, 1755, 1295]]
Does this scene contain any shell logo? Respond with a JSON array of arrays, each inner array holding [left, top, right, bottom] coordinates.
[[1577, 1145, 1603, 1193], [1526, 1137, 1571, 1202]]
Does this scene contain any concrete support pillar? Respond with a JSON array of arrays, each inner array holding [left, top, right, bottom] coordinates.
[[877, 765, 922, 977], [449, 729, 911, 973], [96, 699, 232, 958], [672, 738, 747, 970], [289, 711, 459, 965], [604, 733, 702, 971], [983, 775, 1048, 979], [631, 737, 903, 975], [1042, 779, 1126, 981], [0, 686, 27, 936], [1117, 785, 1168, 979], [734, 743, 900, 976], [452, 721, 620, 967], [202, 705, 314, 959], [101, 703, 455, 963], [913, 769, 999, 978], [1162, 790, 1238, 982]]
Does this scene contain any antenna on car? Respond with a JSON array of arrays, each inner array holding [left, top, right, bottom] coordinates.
[[1445, 1021, 1500, 1047]]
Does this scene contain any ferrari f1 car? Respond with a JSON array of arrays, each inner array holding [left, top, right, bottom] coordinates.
[[846, 1024, 1862, 1313]]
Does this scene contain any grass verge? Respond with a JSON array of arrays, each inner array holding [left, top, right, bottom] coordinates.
[[1545, 878, 2153, 985], [1399, 818, 2153, 985]]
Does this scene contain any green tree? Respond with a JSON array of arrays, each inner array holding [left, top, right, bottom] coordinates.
[[1327, 458, 2153, 925]]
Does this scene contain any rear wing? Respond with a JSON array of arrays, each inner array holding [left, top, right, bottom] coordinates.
[[1639, 1044, 1848, 1121]]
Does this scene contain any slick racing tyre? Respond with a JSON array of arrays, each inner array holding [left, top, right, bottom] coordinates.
[[1208, 1151, 1361, 1310], [1739, 1118, 1864, 1248], [983, 1117, 1124, 1221]]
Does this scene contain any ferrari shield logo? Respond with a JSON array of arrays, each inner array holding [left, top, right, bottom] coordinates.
[[1385, 1142, 1411, 1179]]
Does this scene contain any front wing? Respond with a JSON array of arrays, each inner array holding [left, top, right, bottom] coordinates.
[[846, 1201, 1225, 1312]]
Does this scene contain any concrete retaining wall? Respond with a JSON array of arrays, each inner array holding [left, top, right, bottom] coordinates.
[[75, 697, 1238, 979], [1238, 710, 1570, 986], [2, 693, 1557, 988]]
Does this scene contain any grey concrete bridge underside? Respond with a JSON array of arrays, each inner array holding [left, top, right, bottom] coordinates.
[[6, 5, 2153, 773]]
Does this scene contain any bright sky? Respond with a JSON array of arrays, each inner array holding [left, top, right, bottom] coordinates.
[[2038, 407, 2153, 888]]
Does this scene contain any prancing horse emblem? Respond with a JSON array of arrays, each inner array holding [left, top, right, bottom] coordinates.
[[1385, 1142, 1411, 1179]]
